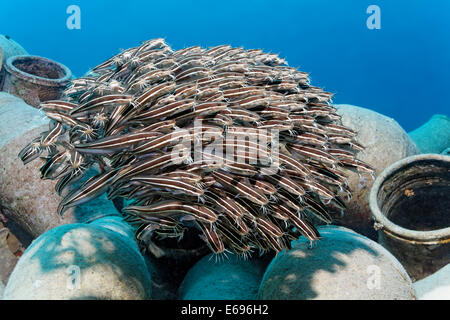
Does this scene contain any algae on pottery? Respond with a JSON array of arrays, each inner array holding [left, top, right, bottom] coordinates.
[[3, 216, 152, 300], [258, 225, 416, 300], [409, 115, 450, 154], [0, 35, 27, 61], [178, 253, 270, 300], [0, 35, 27, 90], [442, 148, 450, 156]]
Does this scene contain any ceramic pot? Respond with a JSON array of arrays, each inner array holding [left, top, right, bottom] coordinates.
[[331, 104, 419, 239], [369, 154, 450, 281], [3, 55, 71, 107], [0, 35, 27, 90], [409, 115, 450, 154], [0, 93, 118, 238], [178, 253, 269, 300], [258, 225, 416, 300], [2, 216, 152, 300]]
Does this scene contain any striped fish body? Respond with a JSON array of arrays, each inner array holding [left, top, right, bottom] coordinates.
[[58, 169, 119, 216], [75, 131, 162, 154]]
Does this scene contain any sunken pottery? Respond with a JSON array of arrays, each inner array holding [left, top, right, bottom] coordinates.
[[3, 55, 71, 107], [332, 104, 419, 240], [178, 253, 270, 300], [0, 35, 27, 90], [0, 92, 117, 238], [0, 227, 20, 290], [370, 154, 450, 281], [258, 225, 416, 300], [413, 263, 450, 300], [3, 216, 152, 300], [409, 115, 450, 154], [0, 92, 74, 237]]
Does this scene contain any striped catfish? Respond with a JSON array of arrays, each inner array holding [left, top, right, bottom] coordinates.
[[70, 94, 134, 114], [211, 170, 269, 206], [196, 221, 226, 254], [113, 151, 191, 183], [130, 175, 204, 197], [75, 131, 162, 154], [58, 168, 119, 216], [123, 200, 218, 224]]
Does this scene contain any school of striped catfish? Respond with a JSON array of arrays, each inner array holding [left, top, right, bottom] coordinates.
[[18, 38, 375, 258]]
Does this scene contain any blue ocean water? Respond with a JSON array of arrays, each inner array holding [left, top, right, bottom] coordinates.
[[0, 0, 448, 132]]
